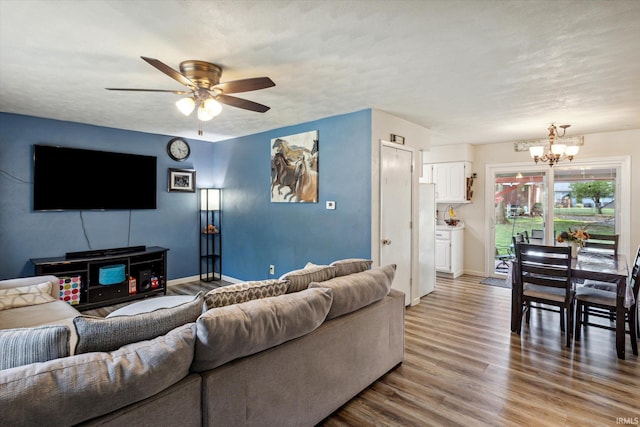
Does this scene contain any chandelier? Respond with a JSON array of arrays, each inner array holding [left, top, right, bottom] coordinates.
[[529, 124, 580, 166]]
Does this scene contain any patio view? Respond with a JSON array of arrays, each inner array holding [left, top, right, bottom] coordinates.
[[494, 167, 616, 273]]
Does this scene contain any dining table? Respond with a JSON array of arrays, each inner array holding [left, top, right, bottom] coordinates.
[[510, 249, 633, 360]]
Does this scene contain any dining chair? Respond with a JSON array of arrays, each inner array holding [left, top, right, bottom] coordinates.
[[495, 247, 513, 271], [530, 229, 544, 245], [582, 233, 619, 255], [511, 231, 529, 251], [574, 245, 640, 356], [579, 234, 620, 320], [515, 243, 574, 347]]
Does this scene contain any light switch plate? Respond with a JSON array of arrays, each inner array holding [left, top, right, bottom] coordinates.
[[326, 201, 336, 210]]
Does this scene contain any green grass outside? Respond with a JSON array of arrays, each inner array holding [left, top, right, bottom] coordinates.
[[554, 207, 615, 216], [495, 208, 615, 254]]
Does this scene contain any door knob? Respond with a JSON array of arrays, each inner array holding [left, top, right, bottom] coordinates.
[[382, 239, 392, 245]]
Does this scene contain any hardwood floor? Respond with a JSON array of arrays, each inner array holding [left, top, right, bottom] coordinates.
[[321, 275, 640, 427], [83, 275, 639, 426]]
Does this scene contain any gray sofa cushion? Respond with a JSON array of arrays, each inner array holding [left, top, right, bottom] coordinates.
[[280, 265, 337, 293], [0, 323, 196, 427], [73, 292, 203, 354], [0, 325, 69, 370], [191, 287, 333, 372], [330, 258, 373, 276], [309, 264, 396, 319], [204, 279, 289, 309]]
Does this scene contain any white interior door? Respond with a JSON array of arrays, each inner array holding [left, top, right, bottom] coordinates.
[[381, 145, 413, 305], [418, 183, 436, 296]]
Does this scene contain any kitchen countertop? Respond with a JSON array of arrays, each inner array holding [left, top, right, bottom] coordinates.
[[436, 223, 465, 230]]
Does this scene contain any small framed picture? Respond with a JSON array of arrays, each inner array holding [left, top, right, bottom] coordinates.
[[390, 134, 405, 145], [168, 168, 196, 192]]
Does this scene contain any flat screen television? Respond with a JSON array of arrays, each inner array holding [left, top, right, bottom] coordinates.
[[33, 144, 157, 211]]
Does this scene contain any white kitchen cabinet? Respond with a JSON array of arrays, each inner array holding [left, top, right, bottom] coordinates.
[[435, 238, 450, 271], [424, 162, 472, 203], [435, 225, 464, 278]]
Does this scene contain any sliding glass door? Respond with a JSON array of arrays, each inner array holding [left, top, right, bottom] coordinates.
[[493, 170, 547, 274], [488, 158, 628, 276], [552, 166, 616, 239]]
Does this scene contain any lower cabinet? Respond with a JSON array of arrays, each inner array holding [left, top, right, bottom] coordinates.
[[435, 227, 464, 278]]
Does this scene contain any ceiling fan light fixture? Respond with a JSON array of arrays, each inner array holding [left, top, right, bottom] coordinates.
[[107, 57, 275, 133], [203, 98, 222, 117], [176, 97, 196, 116], [197, 98, 222, 122]]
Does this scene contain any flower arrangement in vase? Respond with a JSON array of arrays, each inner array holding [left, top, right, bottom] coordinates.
[[556, 227, 589, 257]]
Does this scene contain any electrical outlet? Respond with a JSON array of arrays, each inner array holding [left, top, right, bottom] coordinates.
[[269, 264, 275, 275]]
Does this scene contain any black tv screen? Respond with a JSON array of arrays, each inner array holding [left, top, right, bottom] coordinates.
[[33, 145, 157, 211]]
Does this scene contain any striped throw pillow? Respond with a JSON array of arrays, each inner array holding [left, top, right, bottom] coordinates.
[[279, 265, 338, 293], [0, 325, 70, 369]]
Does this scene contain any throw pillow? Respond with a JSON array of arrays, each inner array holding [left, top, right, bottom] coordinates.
[[0, 325, 70, 370], [0, 282, 55, 311], [309, 263, 396, 319], [279, 264, 337, 293], [73, 291, 204, 354], [106, 295, 198, 317], [204, 279, 289, 309], [191, 287, 333, 372], [330, 258, 374, 276], [0, 323, 196, 426]]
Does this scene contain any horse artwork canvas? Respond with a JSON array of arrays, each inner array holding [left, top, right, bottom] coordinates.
[[270, 130, 318, 203]]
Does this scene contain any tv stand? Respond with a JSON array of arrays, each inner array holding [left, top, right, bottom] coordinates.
[[31, 246, 168, 310], [66, 245, 147, 259]]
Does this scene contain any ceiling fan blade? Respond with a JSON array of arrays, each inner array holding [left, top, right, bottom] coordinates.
[[106, 88, 191, 94], [141, 56, 196, 88], [216, 94, 270, 113], [213, 77, 275, 94]]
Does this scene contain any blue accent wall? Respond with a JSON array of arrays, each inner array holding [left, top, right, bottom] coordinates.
[[0, 113, 214, 280], [212, 109, 372, 280], [0, 110, 372, 281]]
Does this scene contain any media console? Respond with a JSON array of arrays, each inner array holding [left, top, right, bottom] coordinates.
[[31, 246, 168, 310]]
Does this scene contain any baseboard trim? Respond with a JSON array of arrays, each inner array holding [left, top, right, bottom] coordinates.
[[464, 269, 485, 277], [167, 274, 242, 287]]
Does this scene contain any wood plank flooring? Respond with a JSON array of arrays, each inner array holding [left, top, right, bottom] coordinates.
[[83, 275, 639, 426], [320, 275, 640, 427]]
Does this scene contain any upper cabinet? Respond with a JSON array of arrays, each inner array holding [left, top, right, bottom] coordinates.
[[421, 161, 472, 203]]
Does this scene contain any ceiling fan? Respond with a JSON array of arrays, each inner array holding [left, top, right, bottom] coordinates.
[[106, 56, 275, 125]]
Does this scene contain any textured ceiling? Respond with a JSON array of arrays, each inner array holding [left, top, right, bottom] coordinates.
[[1, 0, 639, 145]]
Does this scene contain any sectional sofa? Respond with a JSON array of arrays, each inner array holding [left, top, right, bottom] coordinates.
[[0, 260, 405, 426]]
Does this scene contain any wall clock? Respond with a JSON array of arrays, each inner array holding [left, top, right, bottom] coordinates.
[[167, 137, 190, 161]]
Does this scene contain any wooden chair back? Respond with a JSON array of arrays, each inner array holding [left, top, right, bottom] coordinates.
[[631, 245, 640, 304], [515, 243, 574, 346], [530, 229, 544, 245], [584, 233, 619, 255], [511, 231, 530, 252], [516, 243, 572, 295]]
